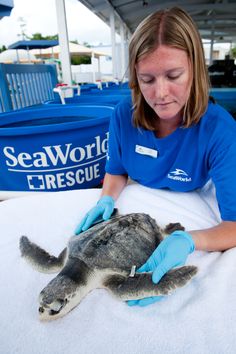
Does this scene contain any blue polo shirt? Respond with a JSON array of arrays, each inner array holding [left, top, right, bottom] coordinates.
[[105, 96, 236, 221]]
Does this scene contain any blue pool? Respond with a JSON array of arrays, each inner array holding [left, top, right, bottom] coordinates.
[[210, 88, 236, 115]]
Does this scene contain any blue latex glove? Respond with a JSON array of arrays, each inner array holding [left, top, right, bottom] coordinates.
[[127, 230, 195, 307], [75, 195, 114, 235]]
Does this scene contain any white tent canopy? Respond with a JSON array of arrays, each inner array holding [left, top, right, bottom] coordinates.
[[31, 41, 108, 85], [31, 42, 108, 60], [0, 49, 37, 63]]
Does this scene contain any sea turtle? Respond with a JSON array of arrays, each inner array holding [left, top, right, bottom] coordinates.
[[19, 212, 197, 321]]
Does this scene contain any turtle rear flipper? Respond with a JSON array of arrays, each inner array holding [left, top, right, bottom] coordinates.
[[164, 222, 185, 234], [19, 236, 67, 273], [104, 265, 197, 301]]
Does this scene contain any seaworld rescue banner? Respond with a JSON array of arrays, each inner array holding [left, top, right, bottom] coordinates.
[[0, 105, 113, 192]]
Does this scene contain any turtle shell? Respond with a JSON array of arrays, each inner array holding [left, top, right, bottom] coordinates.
[[68, 213, 163, 271]]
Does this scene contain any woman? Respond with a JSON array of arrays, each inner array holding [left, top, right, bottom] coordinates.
[[75, 7, 236, 306]]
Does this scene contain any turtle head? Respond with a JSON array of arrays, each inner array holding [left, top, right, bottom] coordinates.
[[38, 274, 83, 320]]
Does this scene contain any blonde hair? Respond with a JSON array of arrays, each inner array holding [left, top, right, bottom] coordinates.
[[129, 7, 210, 129]]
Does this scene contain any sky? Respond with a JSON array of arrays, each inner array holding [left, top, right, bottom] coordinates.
[[0, 0, 112, 47]]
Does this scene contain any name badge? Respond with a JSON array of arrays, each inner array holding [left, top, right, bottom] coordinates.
[[135, 145, 158, 158]]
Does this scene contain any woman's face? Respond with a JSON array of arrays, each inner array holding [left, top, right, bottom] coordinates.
[[136, 45, 192, 124]]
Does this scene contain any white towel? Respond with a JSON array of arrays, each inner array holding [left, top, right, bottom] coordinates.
[[1, 182, 236, 354]]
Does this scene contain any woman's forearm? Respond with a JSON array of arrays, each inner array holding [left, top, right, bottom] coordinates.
[[101, 173, 128, 201], [190, 221, 236, 251]]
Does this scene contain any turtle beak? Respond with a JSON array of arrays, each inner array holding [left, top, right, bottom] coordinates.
[[39, 298, 68, 320]]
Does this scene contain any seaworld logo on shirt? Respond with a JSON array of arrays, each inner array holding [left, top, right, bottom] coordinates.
[[167, 169, 192, 182]]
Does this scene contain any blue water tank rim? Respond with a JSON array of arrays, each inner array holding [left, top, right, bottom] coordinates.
[[0, 105, 114, 136]]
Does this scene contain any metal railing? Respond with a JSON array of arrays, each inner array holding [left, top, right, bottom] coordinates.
[[0, 63, 58, 112]]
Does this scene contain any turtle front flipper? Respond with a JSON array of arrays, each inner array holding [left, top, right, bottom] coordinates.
[[19, 236, 67, 273], [104, 266, 197, 301]]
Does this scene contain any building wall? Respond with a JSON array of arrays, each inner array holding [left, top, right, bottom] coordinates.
[[203, 42, 232, 65]]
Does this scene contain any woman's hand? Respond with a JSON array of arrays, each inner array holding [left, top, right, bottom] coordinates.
[[75, 196, 115, 235]]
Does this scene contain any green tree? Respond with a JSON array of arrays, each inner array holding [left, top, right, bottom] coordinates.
[[29, 33, 58, 40], [25, 33, 92, 65], [0, 45, 7, 53], [71, 55, 91, 65], [71, 40, 91, 48], [71, 39, 79, 44], [231, 47, 236, 59], [82, 41, 91, 48]]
